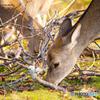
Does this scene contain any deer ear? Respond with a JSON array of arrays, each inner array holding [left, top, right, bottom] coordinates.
[[58, 18, 72, 36], [69, 23, 82, 50]]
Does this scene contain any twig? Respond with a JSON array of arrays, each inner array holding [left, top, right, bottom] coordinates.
[[35, 77, 67, 91], [0, 66, 23, 76], [28, 66, 67, 91], [87, 51, 95, 70], [59, 0, 76, 15]]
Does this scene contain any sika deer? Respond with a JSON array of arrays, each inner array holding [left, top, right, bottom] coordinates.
[[46, 0, 100, 85], [0, 0, 53, 56]]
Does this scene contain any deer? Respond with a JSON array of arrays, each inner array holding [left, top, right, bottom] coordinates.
[[0, 0, 53, 57], [46, 0, 100, 85]]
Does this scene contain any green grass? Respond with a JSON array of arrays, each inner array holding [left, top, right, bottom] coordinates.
[[0, 76, 100, 100], [1, 89, 99, 100], [64, 76, 100, 90], [0, 90, 63, 100], [1, 89, 97, 100]]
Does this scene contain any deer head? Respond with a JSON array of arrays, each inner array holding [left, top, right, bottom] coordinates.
[[0, 0, 53, 56], [46, 19, 82, 85], [46, 0, 100, 85]]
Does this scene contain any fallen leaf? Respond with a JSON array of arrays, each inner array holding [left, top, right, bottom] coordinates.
[[22, 89, 28, 92], [0, 77, 5, 82], [60, 91, 68, 99]]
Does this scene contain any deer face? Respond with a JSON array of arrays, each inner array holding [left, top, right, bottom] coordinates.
[[46, 0, 100, 85], [46, 18, 82, 85]]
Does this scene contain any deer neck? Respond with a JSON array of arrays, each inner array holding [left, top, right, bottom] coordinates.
[[73, 0, 100, 57]]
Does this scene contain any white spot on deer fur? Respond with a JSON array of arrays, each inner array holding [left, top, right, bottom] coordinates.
[[72, 24, 81, 43], [69, 23, 82, 50]]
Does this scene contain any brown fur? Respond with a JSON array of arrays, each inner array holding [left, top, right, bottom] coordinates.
[[0, 0, 53, 56], [46, 0, 100, 85]]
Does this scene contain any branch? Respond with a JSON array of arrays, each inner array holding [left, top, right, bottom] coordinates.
[[28, 65, 68, 91]]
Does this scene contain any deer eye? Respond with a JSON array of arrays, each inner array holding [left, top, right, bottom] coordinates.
[[54, 62, 59, 68]]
